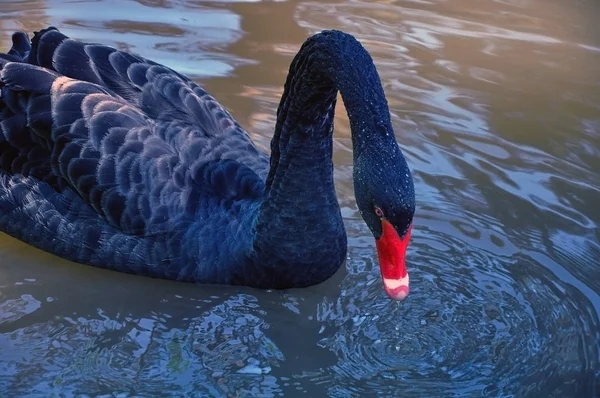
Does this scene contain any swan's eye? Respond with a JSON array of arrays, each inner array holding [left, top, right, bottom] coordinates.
[[374, 207, 384, 218]]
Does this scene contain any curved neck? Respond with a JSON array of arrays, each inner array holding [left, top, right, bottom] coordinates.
[[266, 30, 394, 190], [250, 31, 395, 287]]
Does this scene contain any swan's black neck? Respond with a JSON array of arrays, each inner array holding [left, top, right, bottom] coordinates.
[[267, 30, 395, 186], [249, 31, 396, 288]]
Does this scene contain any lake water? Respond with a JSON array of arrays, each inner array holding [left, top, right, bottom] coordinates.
[[1, 0, 599, 396]]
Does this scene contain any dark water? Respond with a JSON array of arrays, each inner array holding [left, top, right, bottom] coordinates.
[[1, 0, 599, 396]]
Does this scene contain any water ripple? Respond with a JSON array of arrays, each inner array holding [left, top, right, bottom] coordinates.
[[0, 290, 286, 396], [307, 221, 600, 397]]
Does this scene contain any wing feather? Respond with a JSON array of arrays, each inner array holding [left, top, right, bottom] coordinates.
[[0, 26, 268, 245]]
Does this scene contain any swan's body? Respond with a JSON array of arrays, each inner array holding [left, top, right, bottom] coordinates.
[[0, 27, 415, 299]]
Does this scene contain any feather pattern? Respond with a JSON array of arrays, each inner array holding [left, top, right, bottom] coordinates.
[[0, 27, 414, 289]]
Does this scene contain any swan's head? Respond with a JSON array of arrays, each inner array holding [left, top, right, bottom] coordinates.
[[354, 143, 415, 301]]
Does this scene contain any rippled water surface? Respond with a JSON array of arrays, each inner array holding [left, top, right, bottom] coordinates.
[[1, 0, 599, 396]]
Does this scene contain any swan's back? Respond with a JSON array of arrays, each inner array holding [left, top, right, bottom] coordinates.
[[0, 27, 268, 280]]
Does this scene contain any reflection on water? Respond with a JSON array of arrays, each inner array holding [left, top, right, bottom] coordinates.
[[1, 0, 599, 396]]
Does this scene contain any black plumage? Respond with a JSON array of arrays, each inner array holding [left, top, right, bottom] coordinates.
[[0, 27, 415, 290]]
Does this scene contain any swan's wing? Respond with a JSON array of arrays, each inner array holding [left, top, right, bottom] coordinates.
[[1, 59, 265, 236], [0, 173, 196, 279], [19, 27, 269, 176]]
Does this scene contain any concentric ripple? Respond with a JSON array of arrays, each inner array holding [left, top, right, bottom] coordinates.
[[306, 216, 600, 397]]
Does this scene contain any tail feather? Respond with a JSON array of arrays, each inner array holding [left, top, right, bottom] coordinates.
[[28, 27, 67, 68], [8, 31, 31, 59], [0, 31, 31, 67], [0, 31, 68, 191]]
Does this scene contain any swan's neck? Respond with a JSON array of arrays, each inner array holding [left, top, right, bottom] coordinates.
[[250, 31, 395, 288]]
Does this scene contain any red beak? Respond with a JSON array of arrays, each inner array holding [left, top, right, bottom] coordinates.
[[375, 220, 412, 300]]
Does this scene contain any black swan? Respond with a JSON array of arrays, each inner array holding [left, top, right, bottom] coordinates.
[[0, 27, 415, 300]]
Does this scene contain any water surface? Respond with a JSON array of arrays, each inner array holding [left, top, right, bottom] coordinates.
[[1, 0, 599, 396]]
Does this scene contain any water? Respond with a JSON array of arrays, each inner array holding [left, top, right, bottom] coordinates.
[[1, 0, 599, 396]]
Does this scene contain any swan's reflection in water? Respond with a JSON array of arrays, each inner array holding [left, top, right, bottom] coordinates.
[[0, 251, 343, 396]]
